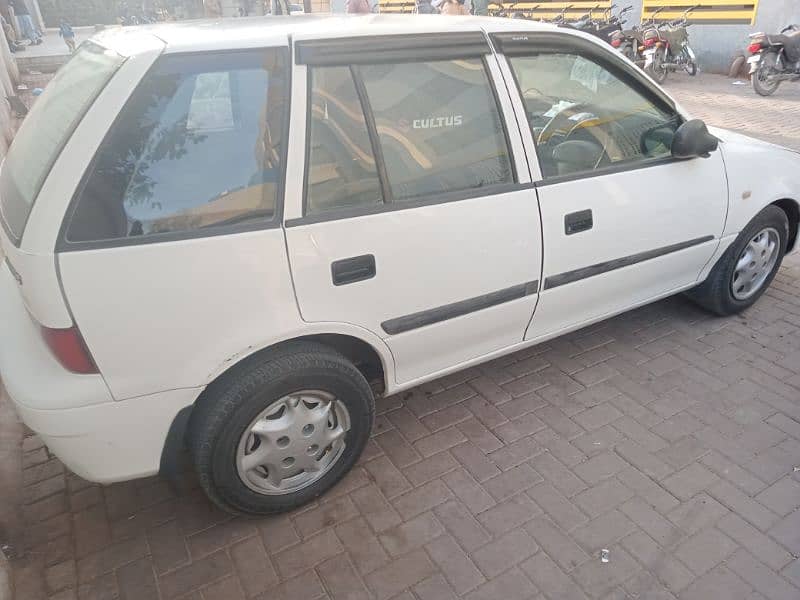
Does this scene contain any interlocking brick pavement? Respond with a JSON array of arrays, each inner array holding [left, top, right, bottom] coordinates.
[[5, 73, 800, 600]]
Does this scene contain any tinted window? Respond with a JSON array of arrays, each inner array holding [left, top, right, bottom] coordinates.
[[508, 53, 678, 179], [0, 43, 123, 245], [306, 66, 382, 215], [66, 49, 288, 243], [360, 59, 513, 201]]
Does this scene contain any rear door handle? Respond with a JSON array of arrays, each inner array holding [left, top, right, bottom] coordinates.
[[565, 209, 593, 235], [331, 254, 376, 286]]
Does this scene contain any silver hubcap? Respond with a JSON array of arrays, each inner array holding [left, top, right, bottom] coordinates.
[[731, 227, 779, 300], [236, 390, 350, 495]]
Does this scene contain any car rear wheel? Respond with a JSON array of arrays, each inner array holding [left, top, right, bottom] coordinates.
[[188, 342, 375, 516], [686, 205, 788, 316]]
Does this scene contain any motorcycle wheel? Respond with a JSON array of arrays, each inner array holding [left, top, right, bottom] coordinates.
[[647, 48, 669, 84], [684, 56, 697, 76], [752, 52, 781, 96]]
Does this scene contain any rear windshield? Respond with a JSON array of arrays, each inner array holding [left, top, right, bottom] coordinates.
[[0, 42, 124, 245]]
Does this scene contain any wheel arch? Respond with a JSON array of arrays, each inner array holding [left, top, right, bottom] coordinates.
[[158, 328, 393, 485], [772, 198, 800, 253]]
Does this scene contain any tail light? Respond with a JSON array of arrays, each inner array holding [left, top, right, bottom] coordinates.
[[747, 42, 763, 54], [611, 38, 622, 48], [41, 325, 98, 374], [643, 37, 657, 48]]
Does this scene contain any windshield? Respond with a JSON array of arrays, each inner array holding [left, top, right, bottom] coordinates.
[[0, 42, 124, 245]]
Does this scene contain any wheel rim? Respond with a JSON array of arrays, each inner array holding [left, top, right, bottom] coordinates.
[[236, 390, 350, 495], [731, 227, 780, 301]]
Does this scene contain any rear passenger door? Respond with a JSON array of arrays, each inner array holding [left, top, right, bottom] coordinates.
[[284, 34, 543, 386]]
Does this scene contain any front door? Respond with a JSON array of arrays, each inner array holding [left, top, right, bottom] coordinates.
[[284, 35, 543, 385], [494, 34, 728, 341]]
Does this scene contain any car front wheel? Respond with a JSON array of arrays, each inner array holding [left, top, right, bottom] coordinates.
[[188, 342, 375, 516], [687, 205, 788, 316]]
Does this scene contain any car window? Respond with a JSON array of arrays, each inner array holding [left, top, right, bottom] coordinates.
[[65, 49, 288, 243], [508, 52, 678, 180], [359, 59, 514, 202], [306, 66, 383, 216], [0, 43, 124, 245]]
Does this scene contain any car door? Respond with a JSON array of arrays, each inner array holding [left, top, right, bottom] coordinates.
[[284, 33, 543, 385], [492, 32, 728, 341]]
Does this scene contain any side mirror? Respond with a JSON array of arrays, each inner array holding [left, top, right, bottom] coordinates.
[[671, 119, 719, 159]]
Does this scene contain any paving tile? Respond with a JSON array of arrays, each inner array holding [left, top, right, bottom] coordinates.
[[573, 452, 628, 485], [425, 534, 485, 594], [717, 513, 793, 571], [379, 511, 443, 557], [273, 529, 343, 579], [767, 510, 800, 555], [471, 528, 539, 578], [336, 517, 390, 575], [230, 535, 278, 598], [528, 482, 588, 532], [414, 574, 459, 600], [434, 501, 491, 552], [363, 549, 437, 600], [726, 549, 800, 600], [674, 527, 738, 575], [520, 551, 589, 600], [157, 550, 233, 599], [661, 463, 720, 501], [571, 509, 636, 552], [463, 567, 539, 600], [530, 451, 587, 497], [573, 479, 634, 519], [754, 477, 800, 517], [317, 553, 370, 600], [525, 517, 590, 572], [573, 403, 624, 431], [116, 557, 158, 600], [707, 479, 780, 532], [680, 565, 753, 600], [667, 493, 729, 535], [392, 480, 454, 520]]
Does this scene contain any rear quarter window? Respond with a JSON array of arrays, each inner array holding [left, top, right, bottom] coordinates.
[[0, 43, 124, 245], [64, 49, 289, 245]]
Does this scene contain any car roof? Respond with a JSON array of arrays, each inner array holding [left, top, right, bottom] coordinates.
[[93, 14, 561, 55]]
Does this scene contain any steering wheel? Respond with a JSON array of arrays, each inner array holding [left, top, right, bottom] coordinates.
[[537, 102, 624, 169]]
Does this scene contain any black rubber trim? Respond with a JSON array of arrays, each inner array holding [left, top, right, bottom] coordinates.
[[287, 182, 537, 227], [544, 235, 715, 290], [381, 280, 539, 335], [159, 405, 193, 492], [296, 33, 491, 66]]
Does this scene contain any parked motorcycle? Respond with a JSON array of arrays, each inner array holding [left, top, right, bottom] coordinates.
[[569, 4, 633, 43], [642, 4, 699, 83], [748, 24, 800, 96], [609, 25, 642, 63]]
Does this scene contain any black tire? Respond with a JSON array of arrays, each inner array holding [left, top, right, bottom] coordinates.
[[646, 48, 668, 84], [685, 60, 697, 76], [728, 55, 746, 78], [686, 205, 788, 316], [752, 52, 781, 96], [188, 342, 375, 516]]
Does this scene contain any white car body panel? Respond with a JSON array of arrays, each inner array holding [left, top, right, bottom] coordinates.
[[0, 15, 797, 485], [712, 127, 800, 252], [526, 157, 728, 339]]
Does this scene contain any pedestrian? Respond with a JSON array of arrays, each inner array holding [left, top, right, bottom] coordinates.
[[470, 0, 488, 16], [346, 0, 371, 14], [440, 0, 468, 15], [416, 0, 434, 13], [11, 0, 41, 45], [59, 18, 76, 52]]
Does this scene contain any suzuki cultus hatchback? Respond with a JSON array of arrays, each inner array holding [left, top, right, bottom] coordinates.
[[1, 16, 798, 515]]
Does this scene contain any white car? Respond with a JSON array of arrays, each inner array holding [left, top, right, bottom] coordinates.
[[1, 16, 798, 516]]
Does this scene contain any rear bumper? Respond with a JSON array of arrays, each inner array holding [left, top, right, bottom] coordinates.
[[11, 387, 198, 483], [0, 261, 198, 483]]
